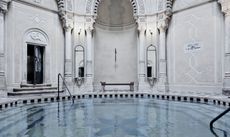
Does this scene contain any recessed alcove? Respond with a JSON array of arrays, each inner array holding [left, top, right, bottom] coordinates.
[[94, 0, 138, 89]]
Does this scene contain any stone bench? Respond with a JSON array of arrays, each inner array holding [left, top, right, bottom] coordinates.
[[100, 82, 134, 91]]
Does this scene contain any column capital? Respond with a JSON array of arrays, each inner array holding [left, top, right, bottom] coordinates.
[[0, 0, 11, 13], [157, 12, 171, 31], [157, 19, 169, 32], [85, 24, 94, 35], [218, 0, 230, 16], [86, 25, 93, 32], [137, 24, 146, 33], [63, 19, 73, 31]]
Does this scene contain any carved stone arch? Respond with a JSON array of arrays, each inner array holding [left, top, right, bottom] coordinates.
[[22, 28, 51, 84], [24, 28, 49, 46], [86, 0, 145, 16]]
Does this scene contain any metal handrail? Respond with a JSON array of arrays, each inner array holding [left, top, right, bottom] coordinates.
[[58, 73, 74, 103], [210, 107, 230, 128]]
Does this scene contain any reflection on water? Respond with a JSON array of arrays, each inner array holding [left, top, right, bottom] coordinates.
[[0, 98, 229, 137]]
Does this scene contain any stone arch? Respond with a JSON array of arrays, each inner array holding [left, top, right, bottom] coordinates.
[[86, 0, 145, 16], [24, 28, 49, 46], [74, 45, 85, 78], [22, 28, 51, 84]]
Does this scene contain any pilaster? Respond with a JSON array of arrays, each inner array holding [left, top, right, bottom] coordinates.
[[137, 23, 148, 91], [0, 0, 10, 90], [56, 0, 75, 84], [219, 0, 230, 95], [157, 12, 171, 92], [85, 23, 94, 91]]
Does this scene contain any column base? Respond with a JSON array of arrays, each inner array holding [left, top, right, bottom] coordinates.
[[138, 77, 151, 92], [138, 83, 151, 91], [157, 83, 169, 92], [85, 77, 93, 92], [0, 76, 5, 90], [64, 75, 72, 82], [157, 77, 169, 92], [222, 77, 230, 96]]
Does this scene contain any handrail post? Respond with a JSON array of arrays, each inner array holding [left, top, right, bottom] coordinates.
[[58, 74, 60, 101], [210, 107, 230, 128], [57, 73, 74, 103]]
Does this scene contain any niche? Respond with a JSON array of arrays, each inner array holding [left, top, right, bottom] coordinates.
[[74, 45, 84, 78], [147, 45, 157, 79]]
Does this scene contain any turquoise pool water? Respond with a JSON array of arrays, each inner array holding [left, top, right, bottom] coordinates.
[[0, 98, 229, 137]]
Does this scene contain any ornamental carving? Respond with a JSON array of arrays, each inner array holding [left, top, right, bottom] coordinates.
[[0, 0, 10, 13], [137, 0, 145, 15], [86, 0, 93, 14], [25, 29, 48, 45], [56, 0, 74, 30]]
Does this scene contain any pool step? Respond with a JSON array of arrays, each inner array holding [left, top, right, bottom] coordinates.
[[20, 83, 52, 88], [8, 90, 64, 96], [13, 87, 58, 92], [8, 84, 64, 96]]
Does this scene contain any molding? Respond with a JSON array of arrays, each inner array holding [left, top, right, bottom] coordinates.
[[173, 0, 214, 14]]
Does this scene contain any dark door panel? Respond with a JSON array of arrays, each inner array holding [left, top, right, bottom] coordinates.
[[27, 45, 44, 84]]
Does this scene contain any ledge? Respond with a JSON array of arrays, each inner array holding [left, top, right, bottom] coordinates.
[[0, 91, 229, 111]]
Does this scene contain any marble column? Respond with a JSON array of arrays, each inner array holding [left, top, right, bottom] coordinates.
[[138, 25, 148, 91], [138, 27, 146, 82], [0, 11, 4, 54], [64, 26, 73, 82], [157, 20, 169, 92], [0, 5, 7, 90], [222, 11, 230, 94], [85, 27, 93, 90]]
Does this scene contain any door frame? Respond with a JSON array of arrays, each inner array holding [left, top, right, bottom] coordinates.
[[22, 29, 50, 85], [27, 44, 45, 84]]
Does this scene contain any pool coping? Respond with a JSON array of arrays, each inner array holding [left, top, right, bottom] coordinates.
[[0, 92, 229, 110]]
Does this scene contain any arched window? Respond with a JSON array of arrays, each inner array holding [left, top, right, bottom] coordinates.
[[74, 45, 85, 78], [147, 45, 157, 78]]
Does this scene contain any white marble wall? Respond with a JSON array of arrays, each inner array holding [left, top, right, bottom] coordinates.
[[167, 1, 224, 94], [0, 0, 227, 95], [94, 25, 138, 89], [5, 1, 64, 89]]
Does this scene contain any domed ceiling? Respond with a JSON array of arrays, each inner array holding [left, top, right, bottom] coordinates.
[[96, 0, 135, 27]]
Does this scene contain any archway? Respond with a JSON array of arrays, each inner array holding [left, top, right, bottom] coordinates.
[[22, 29, 50, 85], [94, 0, 138, 90]]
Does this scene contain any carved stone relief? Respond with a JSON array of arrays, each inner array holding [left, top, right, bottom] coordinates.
[[25, 29, 48, 45], [86, 0, 93, 14], [137, 0, 145, 14], [30, 14, 46, 24]]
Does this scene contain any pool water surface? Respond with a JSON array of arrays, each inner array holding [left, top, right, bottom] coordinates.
[[0, 98, 229, 137]]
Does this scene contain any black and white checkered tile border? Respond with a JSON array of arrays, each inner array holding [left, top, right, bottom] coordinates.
[[0, 93, 229, 110]]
